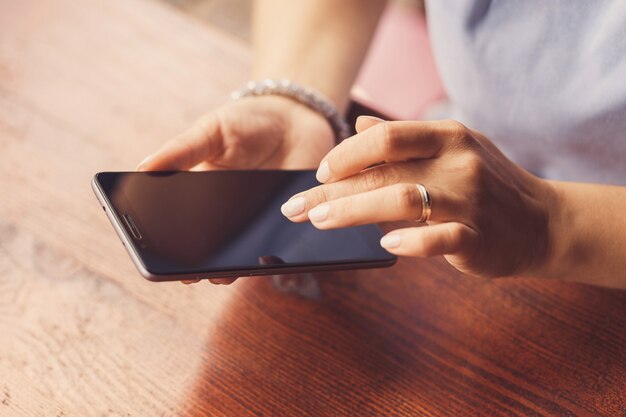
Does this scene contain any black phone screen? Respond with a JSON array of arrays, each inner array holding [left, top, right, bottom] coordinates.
[[96, 170, 396, 277]]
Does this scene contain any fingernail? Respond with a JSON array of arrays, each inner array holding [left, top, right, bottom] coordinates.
[[358, 115, 385, 123], [380, 234, 401, 249], [308, 204, 329, 223], [137, 154, 154, 170], [316, 161, 331, 183], [281, 197, 305, 217]]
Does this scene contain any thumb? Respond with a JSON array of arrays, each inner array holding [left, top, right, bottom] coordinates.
[[355, 115, 385, 134], [137, 114, 225, 171]]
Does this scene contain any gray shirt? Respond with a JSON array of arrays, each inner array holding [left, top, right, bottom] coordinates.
[[425, 0, 626, 184]]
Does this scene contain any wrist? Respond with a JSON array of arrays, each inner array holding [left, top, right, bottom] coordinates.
[[531, 180, 626, 289], [533, 179, 576, 281], [251, 68, 352, 114], [231, 78, 350, 142]]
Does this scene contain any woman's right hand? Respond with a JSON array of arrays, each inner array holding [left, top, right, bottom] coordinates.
[[137, 94, 336, 285]]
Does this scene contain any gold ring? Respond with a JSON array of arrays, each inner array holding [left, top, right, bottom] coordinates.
[[415, 183, 432, 223]]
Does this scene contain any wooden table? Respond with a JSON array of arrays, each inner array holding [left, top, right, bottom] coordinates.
[[1, 1, 624, 415]]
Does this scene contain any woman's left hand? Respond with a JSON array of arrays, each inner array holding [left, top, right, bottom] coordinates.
[[280, 116, 559, 279]]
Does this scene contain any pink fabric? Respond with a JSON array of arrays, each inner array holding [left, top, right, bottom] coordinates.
[[353, 2, 445, 120]]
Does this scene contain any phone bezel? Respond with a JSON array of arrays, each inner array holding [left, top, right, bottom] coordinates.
[[92, 172, 397, 282]]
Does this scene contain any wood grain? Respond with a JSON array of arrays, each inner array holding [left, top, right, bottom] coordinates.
[[0, 0, 624, 416]]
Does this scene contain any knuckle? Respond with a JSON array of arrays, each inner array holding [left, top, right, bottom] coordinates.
[[444, 119, 467, 136], [359, 167, 388, 191], [378, 122, 400, 154], [462, 153, 485, 179], [443, 119, 474, 148], [455, 153, 487, 205], [394, 184, 421, 214], [382, 164, 402, 183], [308, 185, 331, 206]]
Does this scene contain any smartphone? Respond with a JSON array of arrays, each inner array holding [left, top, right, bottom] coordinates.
[[92, 170, 396, 282]]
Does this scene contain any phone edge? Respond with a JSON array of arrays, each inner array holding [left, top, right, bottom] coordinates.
[[92, 173, 397, 283], [92, 174, 162, 282]]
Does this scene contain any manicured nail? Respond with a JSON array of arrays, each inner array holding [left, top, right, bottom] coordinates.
[[380, 234, 401, 249], [308, 204, 329, 223], [316, 161, 331, 183], [137, 155, 154, 170], [358, 115, 385, 123], [281, 197, 305, 217]]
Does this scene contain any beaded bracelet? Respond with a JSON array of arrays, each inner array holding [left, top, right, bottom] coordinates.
[[230, 78, 351, 142]]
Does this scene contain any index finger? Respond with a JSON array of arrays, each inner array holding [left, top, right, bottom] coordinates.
[[316, 119, 451, 183], [137, 114, 225, 171]]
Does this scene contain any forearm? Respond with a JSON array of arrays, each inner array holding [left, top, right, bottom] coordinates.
[[252, 0, 387, 112], [544, 181, 626, 289]]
